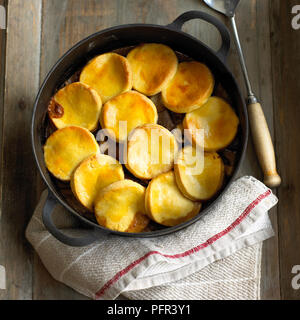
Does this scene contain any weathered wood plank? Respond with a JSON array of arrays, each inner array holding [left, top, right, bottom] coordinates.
[[270, 0, 300, 300], [0, 0, 7, 294], [249, 0, 280, 300], [0, 0, 7, 219], [233, 0, 280, 300], [0, 0, 42, 299]]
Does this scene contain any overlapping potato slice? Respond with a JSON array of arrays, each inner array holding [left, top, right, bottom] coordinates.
[[174, 146, 224, 201], [48, 82, 102, 131], [101, 90, 158, 142], [79, 53, 132, 104], [94, 180, 149, 232], [145, 171, 201, 226], [126, 124, 178, 179], [161, 61, 214, 113], [70, 154, 124, 211], [183, 96, 239, 151], [127, 43, 178, 96], [44, 126, 99, 181]]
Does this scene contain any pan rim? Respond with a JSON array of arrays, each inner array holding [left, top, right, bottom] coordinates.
[[31, 23, 249, 238]]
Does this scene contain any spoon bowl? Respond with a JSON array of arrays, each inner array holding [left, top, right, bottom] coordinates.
[[203, 0, 240, 17]]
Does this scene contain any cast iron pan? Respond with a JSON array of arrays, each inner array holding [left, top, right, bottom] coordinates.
[[31, 11, 248, 246]]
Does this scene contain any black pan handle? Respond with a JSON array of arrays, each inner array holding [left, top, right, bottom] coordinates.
[[42, 192, 101, 247], [168, 11, 230, 62]]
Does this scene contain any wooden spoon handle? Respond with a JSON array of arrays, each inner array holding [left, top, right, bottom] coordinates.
[[248, 102, 281, 188]]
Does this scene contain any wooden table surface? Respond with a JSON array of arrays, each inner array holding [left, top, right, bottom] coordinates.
[[0, 0, 299, 300]]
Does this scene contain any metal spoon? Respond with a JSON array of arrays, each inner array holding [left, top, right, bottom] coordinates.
[[204, 0, 281, 187]]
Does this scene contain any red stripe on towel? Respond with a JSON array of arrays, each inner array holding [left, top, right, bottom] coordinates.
[[95, 189, 271, 299]]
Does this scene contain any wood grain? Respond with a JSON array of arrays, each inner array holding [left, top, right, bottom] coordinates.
[[270, 0, 300, 300], [0, 0, 7, 292], [254, 0, 280, 299], [248, 101, 281, 188], [0, 0, 42, 299], [0, 0, 7, 219]]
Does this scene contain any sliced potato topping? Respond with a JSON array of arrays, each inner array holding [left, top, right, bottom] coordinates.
[[145, 171, 201, 226], [48, 82, 102, 131], [94, 180, 149, 232], [183, 96, 239, 151], [174, 146, 224, 201], [127, 43, 178, 96], [126, 124, 178, 180], [101, 90, 158, 142], [43, 45, 239, 233], [80, 53, 132, 104], [161, 61, 214, 113], [71, 154, 124, 211], [44, 126, 99, 181]]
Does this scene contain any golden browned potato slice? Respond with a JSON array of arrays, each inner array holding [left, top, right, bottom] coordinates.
[[48, 82, 102, 131], [183, 96, 239, 151], [101, 90, 158, 142], [44, 126, 99, 181], [161, 61, 214, 113], [94, 180, 149, 232], [145, 171, 201, 227], [70, 154, 124, 211], [127, 43, 178, 96], [126, 124, 178, 179], [174, 146, 224, 201], [79, 53, 132, 104]]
